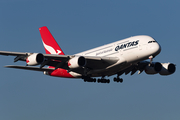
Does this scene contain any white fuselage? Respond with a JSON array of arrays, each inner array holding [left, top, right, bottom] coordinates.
[[1, 26, 175, 80], [71, 35, 161, 77]]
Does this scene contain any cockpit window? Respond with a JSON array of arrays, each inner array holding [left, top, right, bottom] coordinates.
[[148, 41, 156, 43]]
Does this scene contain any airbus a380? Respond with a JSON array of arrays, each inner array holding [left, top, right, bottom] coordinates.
[[0, 26, 176, 83]]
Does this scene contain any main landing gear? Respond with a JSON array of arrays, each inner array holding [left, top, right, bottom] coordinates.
[[97, 77, 110, 83], [113, 76, 123, 83], [82, 76, 110, 83], [82, 76, 124, 83], [83, 77, 96, 82]]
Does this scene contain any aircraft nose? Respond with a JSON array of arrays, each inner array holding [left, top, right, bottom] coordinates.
[[151, 42, 161, 56]]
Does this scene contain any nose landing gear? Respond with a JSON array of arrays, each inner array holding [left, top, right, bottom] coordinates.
[[148, 55, 154, 66]]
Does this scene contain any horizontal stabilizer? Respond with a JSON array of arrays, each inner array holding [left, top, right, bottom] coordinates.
[[5, 65, 55, 72]]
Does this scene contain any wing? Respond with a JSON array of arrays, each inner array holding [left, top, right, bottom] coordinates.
[[0, 51, 27, 56], [115, 61, 149, 76], [0, 51, 119, 73], [5, 65, 55, 71]]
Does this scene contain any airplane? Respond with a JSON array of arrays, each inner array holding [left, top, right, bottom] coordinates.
[[0, 26, 176, 83]]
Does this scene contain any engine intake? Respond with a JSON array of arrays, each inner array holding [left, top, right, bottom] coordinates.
[[145, 62, 162, 74], [68, 56, 86, 69], [159, 63, 176, 75], [26, 53, 44, 66]]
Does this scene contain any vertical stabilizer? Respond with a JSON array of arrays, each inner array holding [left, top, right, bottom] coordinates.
[[39, 26, 65, 55]]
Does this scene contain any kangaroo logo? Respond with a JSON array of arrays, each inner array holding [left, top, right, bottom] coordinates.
[[42, 41, 61, 55]]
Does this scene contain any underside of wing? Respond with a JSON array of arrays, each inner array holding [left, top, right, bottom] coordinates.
[[115, 61, 149, 76], [41, 55, 119, 70]]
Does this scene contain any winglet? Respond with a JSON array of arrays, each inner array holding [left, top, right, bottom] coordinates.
[[39, 26, 65, 55]]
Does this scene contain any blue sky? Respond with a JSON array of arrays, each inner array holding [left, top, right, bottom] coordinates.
[[0, 0, 179, 120]]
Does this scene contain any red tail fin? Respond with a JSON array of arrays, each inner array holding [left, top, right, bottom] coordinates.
[[39, 26, 65, 55]]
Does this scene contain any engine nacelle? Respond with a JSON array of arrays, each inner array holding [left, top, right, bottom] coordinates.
[[26, 53, 44, 66], [68, 56, 86, 69], [145, 62, 162, 75], [159, 63, 176, 75]]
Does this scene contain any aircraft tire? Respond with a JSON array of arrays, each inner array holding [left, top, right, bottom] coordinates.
[[120, 78, 123, 83]]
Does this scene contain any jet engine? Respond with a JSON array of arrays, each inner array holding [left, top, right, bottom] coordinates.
[[145, 62, 162, 74], [159, 63, 176, 75], [68, 56, 86, 69], [26, 53, 44, 66]]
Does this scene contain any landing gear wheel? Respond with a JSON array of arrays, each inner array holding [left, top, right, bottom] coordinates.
[[83, 77, 96, 83], [93, 78, 96, 82], [113, 77, 117, 82], [97, 78, 110, 83], [120, 78, 123, 83], [114, 77, 123, 83]]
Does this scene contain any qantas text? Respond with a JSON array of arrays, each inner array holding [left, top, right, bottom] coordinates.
[[115, 40, 139, 51]]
